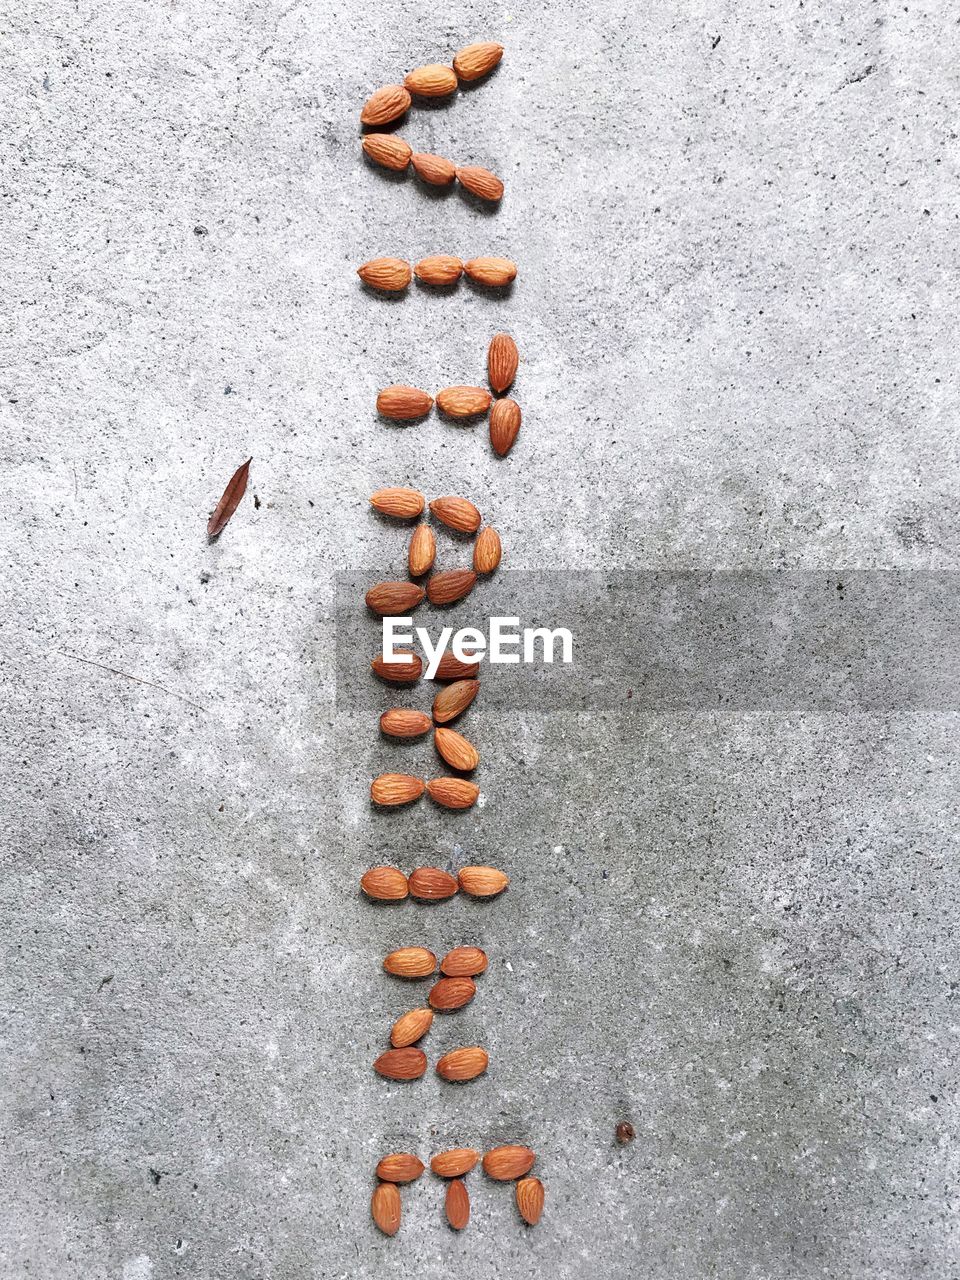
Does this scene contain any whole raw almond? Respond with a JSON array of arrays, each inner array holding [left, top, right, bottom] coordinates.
[[404, 63, 458, 97], [456, 165, 504, 202], [380, 707, 432, 739], [362, 133, 412, 172], [408, 866, 459, 901], [383, 946, 437, 978], [360, 85, 411, 127], [445, 1178, 470, 1230], [441, 946, 488, 977], [408, 524, 437, 577], [428, 975, 477, 1011], [427, 569, 477, 606], [365, 582, 426, 615], [371, 650, 422, 684], [429, 496, 482, 533], [435, 386, 492, 419], [489, 398, 521, 456], [433, 679, 479, 724], [360, 865, 409, 901], [370, 486, 425, 518], [482, 1145, 536, 1181], [473, 527, 502, 574], [436, 1046, 488, 1082], [370, 773, 425, 807], [357, 258, 412, 292], [411, 152, 457, 186], [427, 777, 480, 810], [453, 41, 504, 82], [414, 254, 463, 285], [373, 1047, 427, 1081], [430, 1148, 479, 1178], [390, 1007, 434, 1048], [487, 333, 519, 393], [371, 1181, 401, 1235], [434, 727, 479, 772], [463, 257, 517, 288], [376, 1153, 425, 1184], [516, 1177, 544, 1225], [457, 866, 509, 898], [433, 651, 481, 681], [376, 385, 433, 420]]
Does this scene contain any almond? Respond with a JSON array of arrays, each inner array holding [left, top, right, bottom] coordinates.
[[370, 486, 425, 518], [434, 727, 479, 772], [357, 258, 412, 292], [383, 946, 437, 978], [370, 773, 425, 807], [489, 398, 521, 456], [436, 1046, 488, 1082], [427, 569, 477, 606], [390, 1007, 434, 1048], [433, 679, 479, 724], [371, 1181, 401, 1235], [411, 152, 457, 186], [408, 524, 437, 577], [457, 866, 509, 898], [473, 527, 502, 574], [516, 1177, 544, 1225], [370, 650, 422, 684], [404, 64, 458, 97], [360, 85, 411, 127], [433, 651, 481, 681], [435, 386, 492, 419], [430, 1148, 479, 1178], [456, 165, 504, 202], [429, 496, 482, 533], [445, 1178, 470, 1230], [360, 865, 409, 901], [365, 582, 426, 615], [428, 976, 476, 1011], [362, 134, 412, 172], [373, 1047, 427, 1081], [488, 333, 519, 393], [453, 41, 504, 82], [441, 946, 488, 977], [427, 777, 480, 810], [376, 1153, 425, 1183], [414, 254, 463, 285], [482, 1145, 536, 1181], [380, 707, 432, 739], [463, 257, 517, 287], [408, 866, 459, 901], [376, 384, 433, 420]]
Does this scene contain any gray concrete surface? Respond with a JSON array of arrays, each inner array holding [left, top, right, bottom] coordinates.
[[2, 1, 960, 1276]]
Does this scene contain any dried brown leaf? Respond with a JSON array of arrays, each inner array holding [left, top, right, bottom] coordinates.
[[207, 457, 252, 539]]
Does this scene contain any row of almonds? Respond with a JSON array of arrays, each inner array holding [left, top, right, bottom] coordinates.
[[361, 864, 508, 901], [358, 256, 517, 291]]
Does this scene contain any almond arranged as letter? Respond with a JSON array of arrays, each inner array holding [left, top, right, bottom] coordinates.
[[473, 526, 502, 574], [457, 866, 510, 898], [408, 524, 437, 577], [360, 865, 409, 901], [370, 773, 425, 807], [433, 651, 481, 681], [404, 64, 458, 97], [390, 1007, 434, 1048], [371, 1181, 401, 1236], [376, 1153, 425, 1184], [453, 41, 504, 82], [429, 976, 476, 1011], [488, 333, 519, 393], [411, 153, 457, 186], [516, 1177, 544, 1225], [377, 385, 433, 420], [408, 866, 459, 901], [436, 386, 492, 419], [414, 254, 463, 285], [427, 569, 477, 606], [365, 582, 425, 615], [445, 1179, 470, 1230], [370, 650, 422, 684], [362, 134, 412, 172], [489, 398, 521, 456], [384, 946, 437, 978], [456, 165, 504, 202], [464, 257, 517, 288], [427, 777, 480, 810], [436, 1046, 488, 1081], [380, 707, 433, 739], [433, 679, 479, 724], [434, 727, 479, 772], [430, 1148, 479, 1177], [429, 496, 482, 533], [361, 85, 411, 127], [370, 486, 425, 518], [357, 258, 412, 292], [441, 945, 488, 977], [482, 1145, 536, 1181], [373, 1047, 427, 1081]]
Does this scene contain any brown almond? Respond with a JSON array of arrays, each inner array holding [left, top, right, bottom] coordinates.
[[371, 650, 422, 685], [373, 1047, 427, 1081], [362, 133, 412, 172], [445, 1178, 470, 1230], [456, 165, 504, 202], [370, 773, 425, 807], [360, 865, 409, 901], [414, 254, 463, 285], [376, 384, 433, 420], [360, 85, 411, 127], [489, 398, 521, 456], [473, 527, 502, 574], [383, 946, 437, 978], [380, 707, 432, 739], [429, 496, 482, 533], [482, 1145, 536, 1181], [428, 976, 477, 1011], [427, 777, 480, 810], [408, 524, 437, 577], [441, 946, 488, 977], [434, 727, 479, 772], [433, 651, 481, 681], [376, 1153, 425, 1184], [357, 258, 412, 292], [488, 333, 519, 393], [408, 866, 459, 901], [435, 386, 492, 419], [436, 1046, 488, 1082], [457, 866, 509, 898], [453, 41, 504, 82], [411, 152, 457, 186], [365, 582, 426, 615], [404, 64, 458, 97], [371, 1181, 401, 1235], [370, 486, 425, 518], [390, 1007, 434, 1048], [430, 1148, 479, 1178], [516, 1177, 544, 1226], [432, 679, 479, 724], [427, 569, 477, 606], [463, 257, 517, 287]]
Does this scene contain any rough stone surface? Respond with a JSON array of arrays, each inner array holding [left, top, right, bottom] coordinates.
[[2, 2, 959, 1277]]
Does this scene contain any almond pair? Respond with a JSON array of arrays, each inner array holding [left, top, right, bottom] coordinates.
[[370, 774, 480, 810]]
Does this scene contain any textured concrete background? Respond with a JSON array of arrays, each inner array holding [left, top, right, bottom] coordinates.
[[2, 1, 959, 1277]]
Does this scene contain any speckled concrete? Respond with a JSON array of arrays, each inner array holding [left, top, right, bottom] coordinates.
[[2, 1, 960, 1277]]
